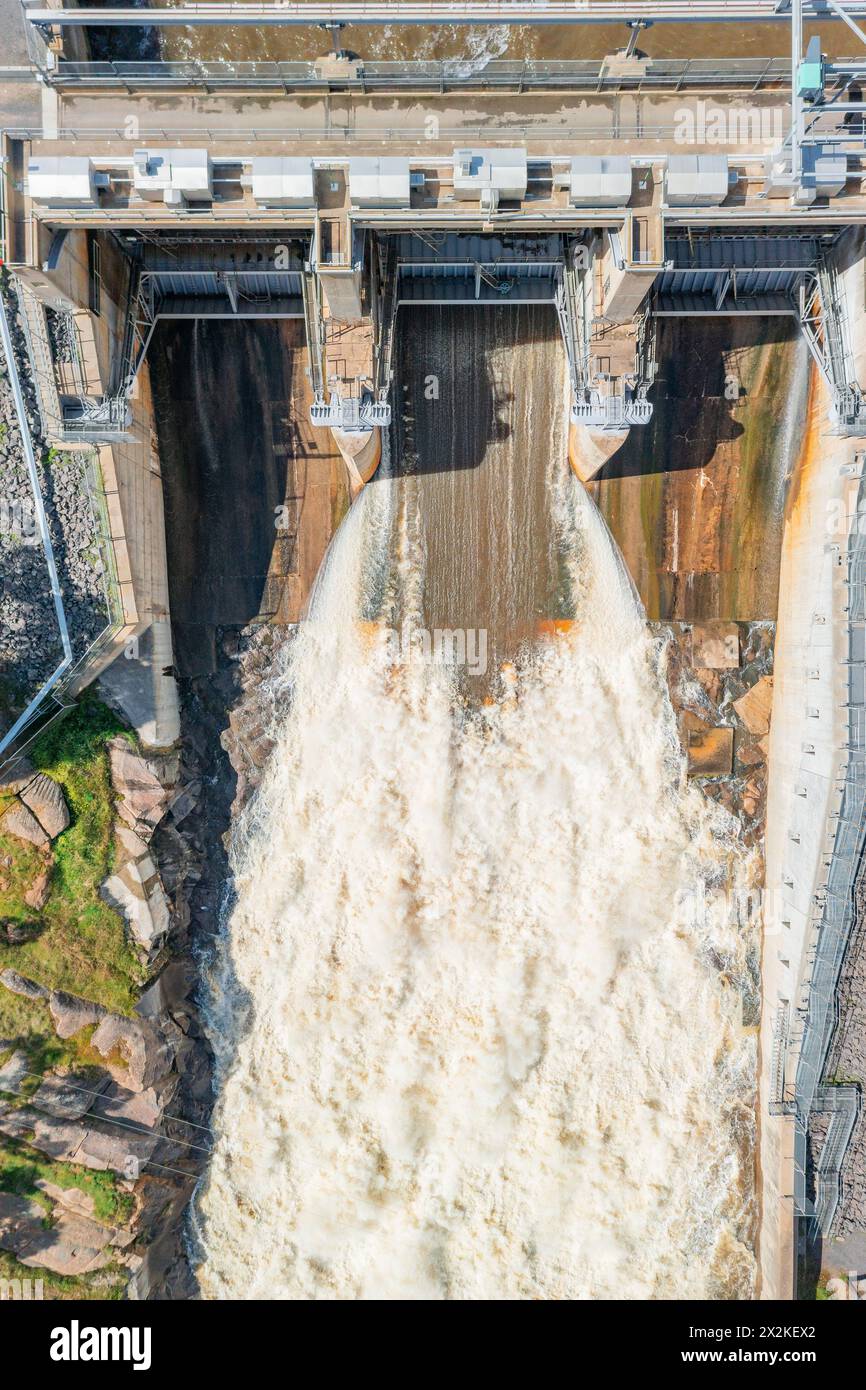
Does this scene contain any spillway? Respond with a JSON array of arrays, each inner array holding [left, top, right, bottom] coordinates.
[[193, 306, 758, 1300]]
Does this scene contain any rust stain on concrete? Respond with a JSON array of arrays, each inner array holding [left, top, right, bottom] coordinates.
[[587, 319, 808, 623]]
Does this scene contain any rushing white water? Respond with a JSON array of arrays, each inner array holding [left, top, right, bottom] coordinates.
[[194, 394, 758, 1298]]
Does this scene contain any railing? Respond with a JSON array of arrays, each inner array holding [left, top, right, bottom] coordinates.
[[790, 459, 866, 1245], [0, 285, 72, 758], [571, 390, 653, 429], [36, 57, 795, 92], [301, 271, 325, 398], [21, 0, 866, 23], [310, 390, 391, 429]]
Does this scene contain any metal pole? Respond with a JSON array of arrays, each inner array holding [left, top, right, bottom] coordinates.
[[792, 0, 803, 188]]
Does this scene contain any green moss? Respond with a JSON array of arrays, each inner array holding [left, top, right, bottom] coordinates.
[[0, 1136, 134, 1226], [0, 697, 145, 1014]]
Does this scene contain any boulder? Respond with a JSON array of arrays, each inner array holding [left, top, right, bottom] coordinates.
[[24, 865, 52, 911], [0, 969, 48, 1001], [48, 990, 107, 1040], [733, 674, 774, 737], [99, 1076, 175, 1130], [35, 1177, 95, 1219], [0, 1048, 29, 1095], [0, 755, 35, 796], [91, 1014, 174, 1093], [29, 1070, 111, 1121], [0, 1192, 118, 1276], [0, 1103, 38, 1140], [100, 863, 171, 954], [2, 920, 39, 946], [58, 1121, 159, 1177], [135, 959, 194, 1022], [107, 737, 169, 840], [9, 1106, 158, 1176], [0, 802, 49, 848], [19, 774, 69, 840], [166, 780, 201, 826]]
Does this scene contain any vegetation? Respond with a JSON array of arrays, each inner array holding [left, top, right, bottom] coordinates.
[[0, 1136, 134, 1226], [0, 1248, 126, 1301], [0, 696, 144, 1013]]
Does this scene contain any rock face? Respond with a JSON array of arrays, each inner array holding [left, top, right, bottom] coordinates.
[[19, 773, 70, 839], [0, 801, 49, 848], [91, 1014, 174, 1094], [0, 1191, 126, 1277], [107, 737, 170, 841], [685, 722, 734, 777]]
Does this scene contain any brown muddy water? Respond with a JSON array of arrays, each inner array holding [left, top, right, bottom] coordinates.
[[138, 7, 854, 65], [193, 301, 760, 1300], [375, 303, 570, 677]]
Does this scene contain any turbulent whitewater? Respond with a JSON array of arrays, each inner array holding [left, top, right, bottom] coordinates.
[[195, 319, 757, 1301]]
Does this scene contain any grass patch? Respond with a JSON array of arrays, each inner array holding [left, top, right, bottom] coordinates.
[[0, 697, 144, 1014], [0, 1136, 134, 1226], [0, 996, 113, 1101], [0, 1247, 126, 1300]]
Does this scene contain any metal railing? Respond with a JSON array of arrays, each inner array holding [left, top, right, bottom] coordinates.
[[790, 462, 866, 1244], [0, 283, 126, 762], [571, 389, 653, 428], [0, 285, 72, 757], [36, 56, 795, 92], [20, 0, 866, 23]]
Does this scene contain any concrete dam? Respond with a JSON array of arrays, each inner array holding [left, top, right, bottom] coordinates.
[[2, 1, 866, 1309]]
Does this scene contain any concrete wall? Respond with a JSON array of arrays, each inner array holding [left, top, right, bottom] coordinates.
[[758, 227, 866, 1298]]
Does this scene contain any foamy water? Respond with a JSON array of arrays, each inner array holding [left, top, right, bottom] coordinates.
[[194, 424, 758, 1300]]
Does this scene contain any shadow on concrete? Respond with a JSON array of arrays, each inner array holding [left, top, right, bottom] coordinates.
[[597, 318, 797, 482], [149, 318, 300, 677], [387, 303, 560, 479]]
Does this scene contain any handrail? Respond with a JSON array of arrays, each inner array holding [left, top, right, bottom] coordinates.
[[34, 57, 796, 92], [21, 1, 866, 26], [0, 286, 72, 756]]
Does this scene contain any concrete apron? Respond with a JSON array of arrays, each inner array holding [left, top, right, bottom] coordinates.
[[567, 419, 629, 482], [331, 425, 382, 497]]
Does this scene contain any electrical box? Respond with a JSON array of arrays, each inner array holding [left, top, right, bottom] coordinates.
[[347, 157, 411, 208], [249, 157, 315, 208], [665, 155, 729, 207], [569, 156, 632, 208], [28, 156, 96, 208], [452, 148, 528, 203]]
